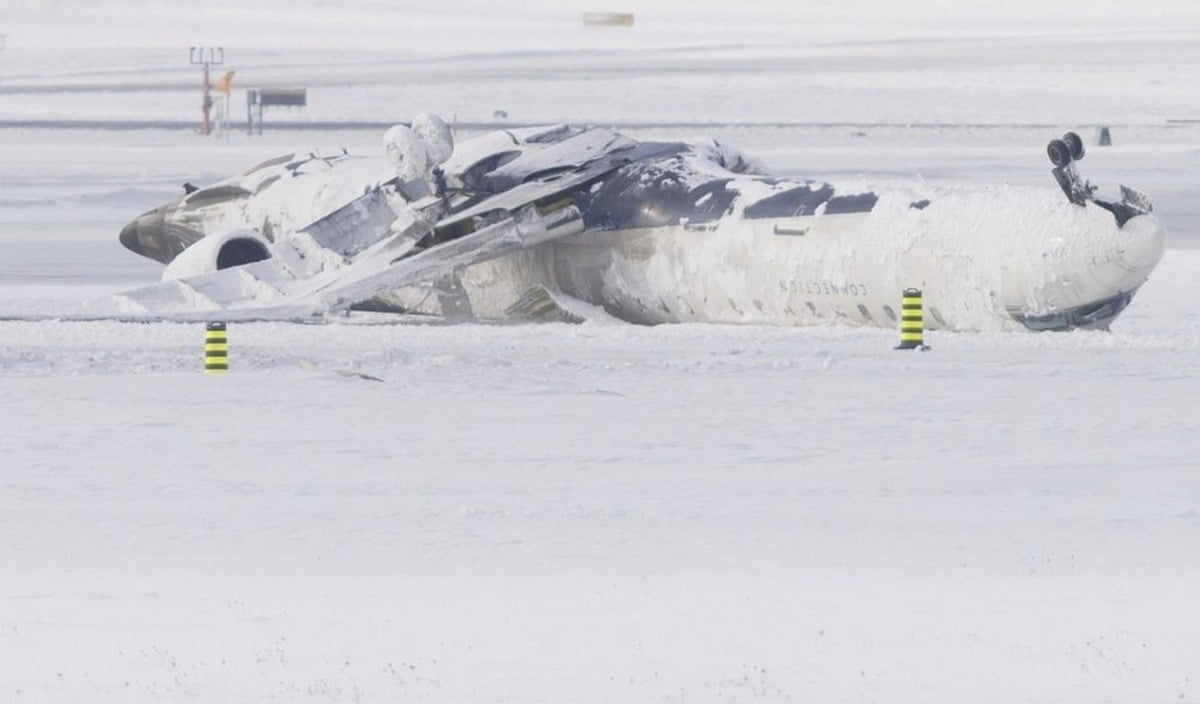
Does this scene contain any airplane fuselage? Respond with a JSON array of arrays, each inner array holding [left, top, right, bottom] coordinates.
[[448, 188, 1163, 332], [116, 123, 1166, 331]]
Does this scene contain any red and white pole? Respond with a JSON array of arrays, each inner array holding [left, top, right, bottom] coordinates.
[[201, 61, 212, 136], [189, 46, 224, 137]]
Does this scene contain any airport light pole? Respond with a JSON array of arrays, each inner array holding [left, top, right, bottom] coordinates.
[[189, 46, 224, 136]]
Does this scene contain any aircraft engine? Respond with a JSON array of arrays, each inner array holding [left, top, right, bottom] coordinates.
[[383, 124, 429, 183], [411, 112, 454, 165], [161, 229, 272, 282]]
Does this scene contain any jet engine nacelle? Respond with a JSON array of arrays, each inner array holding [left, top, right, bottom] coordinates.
[[161, 229, 272, 282]]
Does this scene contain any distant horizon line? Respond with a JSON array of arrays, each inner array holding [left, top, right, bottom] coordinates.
[[0, 118, 1192, 132]]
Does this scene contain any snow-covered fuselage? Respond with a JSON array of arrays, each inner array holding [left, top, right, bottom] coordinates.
[[118, 123, 1165, 331]]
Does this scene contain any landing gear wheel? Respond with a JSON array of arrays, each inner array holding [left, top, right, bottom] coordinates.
[[1047, 139, 1072, 168], [1062, 131, 1085, 161]]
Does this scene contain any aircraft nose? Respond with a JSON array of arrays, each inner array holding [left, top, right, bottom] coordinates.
[[1116, 213, 1167, 276], [1004, 209, 1168, 331], [1079, 212, 1167, 304]]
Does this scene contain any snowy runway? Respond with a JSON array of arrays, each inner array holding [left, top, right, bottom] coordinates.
[[3, 261, 1199, 700], [2, 0, 1199, 701]]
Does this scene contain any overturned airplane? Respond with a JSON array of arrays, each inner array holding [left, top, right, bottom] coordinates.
[[113, 116, 1165, 331]]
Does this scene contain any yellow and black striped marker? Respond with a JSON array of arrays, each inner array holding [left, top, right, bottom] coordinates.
[[205, 322, 228, 373], [895, 288, 928, 350]]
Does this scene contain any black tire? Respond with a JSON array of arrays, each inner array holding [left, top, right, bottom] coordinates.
[[1062, 131, 1085, 161], [1047, 139, 1072, 167]]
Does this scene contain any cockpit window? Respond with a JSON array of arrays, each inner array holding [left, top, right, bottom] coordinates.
[[1012, 290, 1133, 331]]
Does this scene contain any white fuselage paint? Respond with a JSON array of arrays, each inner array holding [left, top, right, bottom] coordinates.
[[123, 134, 1167, 332], [453, 185, 1165, 332]]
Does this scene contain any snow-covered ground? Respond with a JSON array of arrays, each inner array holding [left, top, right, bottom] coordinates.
[[3, 263, 1200, 702], [1, 1, 1199, 702]]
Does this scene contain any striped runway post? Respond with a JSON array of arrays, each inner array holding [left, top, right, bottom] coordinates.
[[205, 322, 229, 373], [895, 288, 928, 350]]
